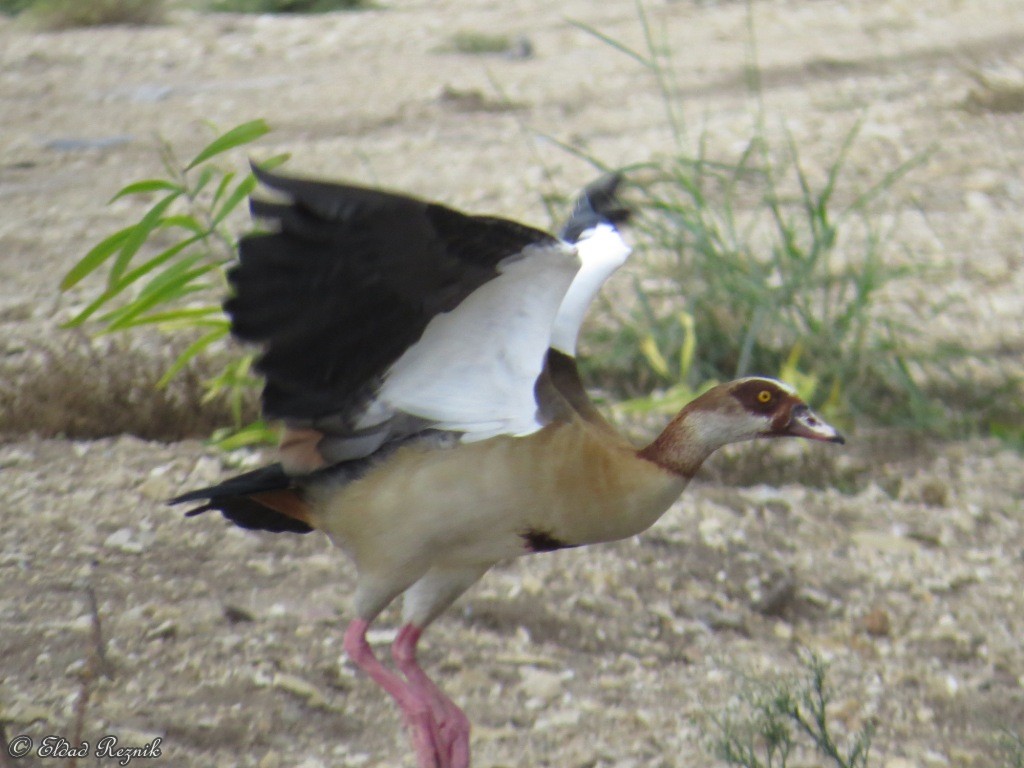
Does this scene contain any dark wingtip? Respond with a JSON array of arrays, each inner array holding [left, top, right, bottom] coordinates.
[[249, 159, 272, 183], [560, 171, 631, 241]]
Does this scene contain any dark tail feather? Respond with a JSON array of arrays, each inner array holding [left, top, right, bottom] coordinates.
[[170, 464, 314, 534]]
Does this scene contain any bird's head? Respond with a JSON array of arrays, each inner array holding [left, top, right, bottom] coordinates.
[[712, 377, 844, 444], [640, 376, 844, 477]]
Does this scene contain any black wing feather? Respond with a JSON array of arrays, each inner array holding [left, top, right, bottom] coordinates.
[[228, 165, 561, 424]]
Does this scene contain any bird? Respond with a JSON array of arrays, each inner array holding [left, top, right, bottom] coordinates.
[[170, 165, 844, 768]]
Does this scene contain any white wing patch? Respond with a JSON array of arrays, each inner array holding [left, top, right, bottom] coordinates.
[[361, 241, 581, 441], [549, 223, 631, 356]]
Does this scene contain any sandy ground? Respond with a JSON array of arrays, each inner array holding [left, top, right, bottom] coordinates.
[[1, 1, 1023, 766]]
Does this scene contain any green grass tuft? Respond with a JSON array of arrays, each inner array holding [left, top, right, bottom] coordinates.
[[570, 3, 1023, 439], [442, 30, 514, 55], [592, 121, 928, 431], [14, 0, 164, 28], [999, 730, 1024, 768], [713, 653, 875, 768]]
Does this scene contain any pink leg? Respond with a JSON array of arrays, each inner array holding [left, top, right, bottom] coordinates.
[[392, 624, 471, 768], [343, 619, 444, 768]]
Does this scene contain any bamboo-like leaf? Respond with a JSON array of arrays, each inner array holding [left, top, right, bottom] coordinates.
[[61, 236, 202, 327], [109, 178, 183, 203], [108, 192, 182, 286], [156, 326, 229, 388], [118, 235, 204, 288], [103, 275, 214, 332], [212, 172, 258, 226], [112, 306, 226, 331], [158, 215, 207, 236], [62, 286, 123, 328], [100, 259, 217, 330], [134, 252, 208, 299], [192, 165, 217, 197], [60, 226, 134, 291], [185, 119, 270, 171], [210, 171, 236, 209], [258, 152, 291, 171], [210, 422, 279, 451], [138, 262, 216, 303]]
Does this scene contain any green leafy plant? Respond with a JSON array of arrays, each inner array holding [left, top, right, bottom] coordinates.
[[60, 119, 284, 447], [633, 122, 924, 424], [0, 0, 36, 15], [714, 654, 875, 768], [567, 6, 955, 433], [14, 0, 164, 28]]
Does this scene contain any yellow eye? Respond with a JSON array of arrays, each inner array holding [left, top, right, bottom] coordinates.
[[757, 390, 773, 404]]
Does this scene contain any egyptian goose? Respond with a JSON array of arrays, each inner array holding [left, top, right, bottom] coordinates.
[[172, 166, 843, 768]]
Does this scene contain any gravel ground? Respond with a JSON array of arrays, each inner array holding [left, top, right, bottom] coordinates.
[[1, 1, 1023, 767]]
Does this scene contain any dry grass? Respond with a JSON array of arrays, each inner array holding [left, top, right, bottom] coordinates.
[[0, 328, 250, 441]]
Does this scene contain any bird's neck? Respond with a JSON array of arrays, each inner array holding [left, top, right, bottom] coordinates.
[[637, 403, 738, 478]]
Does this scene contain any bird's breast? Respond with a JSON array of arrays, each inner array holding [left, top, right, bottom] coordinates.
[[307, 419, 688, 572]]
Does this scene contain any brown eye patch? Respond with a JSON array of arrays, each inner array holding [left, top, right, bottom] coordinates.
[[731, 379, 786, 413]]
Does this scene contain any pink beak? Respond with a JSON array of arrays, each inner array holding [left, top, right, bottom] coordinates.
[[786, 405, 845, 444]]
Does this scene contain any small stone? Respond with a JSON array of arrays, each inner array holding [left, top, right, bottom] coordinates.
[[321, 662, 356, 692], [519, 667, 570, 703], [918, 478, 950, 507], [104, 527, 149, 554], [366, 627, 397, 645], [0, 448, 34, 468], [5, 703, 52, 725], [772, 621, 794, 641], [145, 620, 178, 641], [68, 614, 94, 632], [519, 574, 543, 596], [222, 604, 256, 624], [534, 708, 581, 729], [698, 516, 727, 549], [272, 673, 329, 710], [138, 465, 174, 500], [754, 574, 798, 616], [863, 607, 892, 637], [190, 455, 223, 485]]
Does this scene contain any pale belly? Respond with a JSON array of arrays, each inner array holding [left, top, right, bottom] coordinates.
[[307, 421, 687, 577]]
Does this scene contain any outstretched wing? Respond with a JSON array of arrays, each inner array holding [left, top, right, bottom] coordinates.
[[550, 172, 632, 357], [227, 166, 581, 470]]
